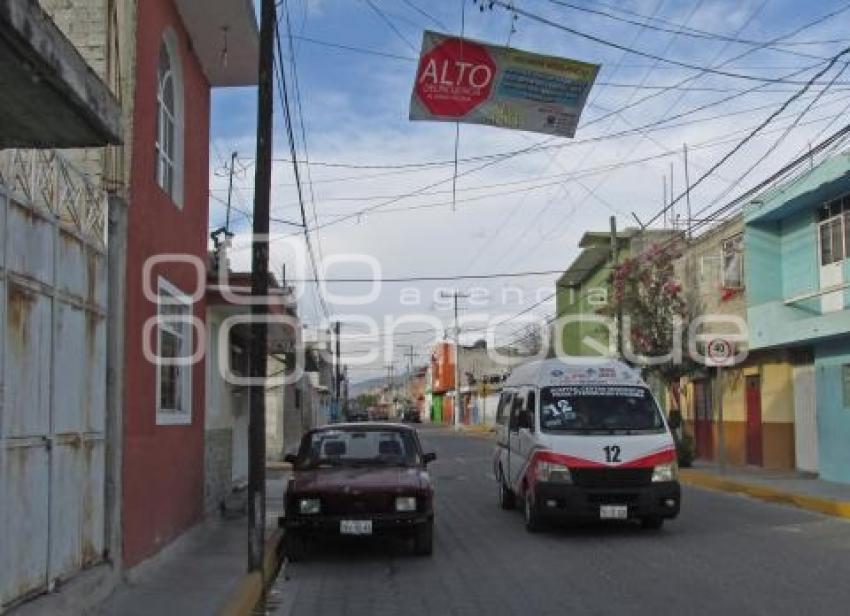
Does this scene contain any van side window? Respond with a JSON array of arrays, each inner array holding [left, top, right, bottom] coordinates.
[[509, 394, 525, 432], [495, 391, 513, 425], [526, 390, 536, 431]]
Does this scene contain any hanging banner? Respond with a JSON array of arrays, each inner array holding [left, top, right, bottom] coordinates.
[[409, 30, 599, 138]]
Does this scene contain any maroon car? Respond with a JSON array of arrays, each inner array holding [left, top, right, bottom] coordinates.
[[283, 423, 436, 558]]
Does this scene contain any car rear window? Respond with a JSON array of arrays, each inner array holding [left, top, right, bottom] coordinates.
[[297, 428, 420, 469]]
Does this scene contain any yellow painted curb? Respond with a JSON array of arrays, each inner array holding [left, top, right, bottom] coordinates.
[[680, 469, 850, 520], [458, 425, 497, 438], [219, 529, 284, 616]]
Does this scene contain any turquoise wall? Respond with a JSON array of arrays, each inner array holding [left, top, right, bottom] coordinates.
[[745, 222, 782, 305], [815, 341, 850, 484], [780, 210, 819, 311]]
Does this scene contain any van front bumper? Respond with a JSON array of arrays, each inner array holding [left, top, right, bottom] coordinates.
[[532, 480, 681, 520]]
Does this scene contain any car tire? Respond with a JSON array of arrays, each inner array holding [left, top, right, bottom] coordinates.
[[524, 493, 542, 533], [284, 530, 307, 561], [640, 516, 664, 530], [498, 471, 516, 510], [413, 520, 434, 556]]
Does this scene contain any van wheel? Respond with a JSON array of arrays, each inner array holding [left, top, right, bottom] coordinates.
[[498, 471, 515, 510], [641, 516, 664, 530], [524, 494, 542, 533]]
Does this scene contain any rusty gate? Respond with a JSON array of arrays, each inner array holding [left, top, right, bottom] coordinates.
[[0, 150, 108, 609]]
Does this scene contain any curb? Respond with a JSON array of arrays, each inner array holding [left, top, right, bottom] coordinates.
[[680, 469, 850, 520], [458, 425, 497, 438], [219, 529, 284, 616]]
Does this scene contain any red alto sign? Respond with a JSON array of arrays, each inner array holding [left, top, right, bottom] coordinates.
[[414, 38, 496, 117]]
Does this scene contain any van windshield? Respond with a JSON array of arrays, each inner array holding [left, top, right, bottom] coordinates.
[[540, 385, 665, 434]]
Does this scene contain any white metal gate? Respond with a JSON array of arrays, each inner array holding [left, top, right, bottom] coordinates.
[[0, 150, 108, 609], [793, 362, 819, 473]]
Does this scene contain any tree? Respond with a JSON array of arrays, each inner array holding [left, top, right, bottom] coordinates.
[[355, 392, 379, 409], [603, 242, 693, 385]]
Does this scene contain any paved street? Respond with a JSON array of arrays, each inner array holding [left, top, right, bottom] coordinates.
[[268, 425, 850, 616]]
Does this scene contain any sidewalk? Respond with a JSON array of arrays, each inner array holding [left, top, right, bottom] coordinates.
[[680, 461, 850, 520], [95, 473, 288, 616]]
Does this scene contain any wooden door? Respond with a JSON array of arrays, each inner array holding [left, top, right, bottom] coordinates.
[[694, 380, 714, 460], [745, 375, 763, 466]]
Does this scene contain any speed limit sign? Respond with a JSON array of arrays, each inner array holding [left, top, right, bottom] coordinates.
[[706, 338, 734, 366]]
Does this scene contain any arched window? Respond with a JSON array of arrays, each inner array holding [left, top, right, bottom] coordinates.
[[155, 31, 183, 205]]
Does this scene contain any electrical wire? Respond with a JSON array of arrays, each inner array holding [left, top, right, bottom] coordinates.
[[273, 11, 330, 319], [545, 0, 834, 61], [491, 0, 850, 85]]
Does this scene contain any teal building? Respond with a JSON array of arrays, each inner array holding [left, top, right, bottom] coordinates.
[[745, 153, 850, 484]]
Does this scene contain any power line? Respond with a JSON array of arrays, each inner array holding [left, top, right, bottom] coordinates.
[[644, 44, 850, 228], [288, 268, 567, 283], [545, 0, 831, 61], [363, 0, 418, 52], [401, 0, 450, 31], [585, 0, 849, 49], [273, 11, 330, 319], [265, 91, 850, 230], [491, 0, 850, 85]]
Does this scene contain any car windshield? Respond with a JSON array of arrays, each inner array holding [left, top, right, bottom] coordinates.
[[297, 428, 420, 469], [540, 385, 665, 434]]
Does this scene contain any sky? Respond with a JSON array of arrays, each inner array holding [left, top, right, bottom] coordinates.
[[209, 0, 850, 382]]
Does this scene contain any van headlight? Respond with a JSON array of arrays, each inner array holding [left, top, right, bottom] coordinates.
[[298, 497, 321, 514], [651, 462, 678, 483], [395, 496, 417, 512], [536, 461, 572, 483]]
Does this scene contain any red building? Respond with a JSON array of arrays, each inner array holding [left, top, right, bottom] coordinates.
[[121, 0, 257, 567]]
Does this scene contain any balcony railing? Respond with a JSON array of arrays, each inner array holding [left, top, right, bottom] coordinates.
[[0, 148, 107, 248]]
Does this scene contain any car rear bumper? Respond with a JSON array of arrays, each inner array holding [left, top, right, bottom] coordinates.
[[532, 480, 681, 520], [285, 511, 432, 534]]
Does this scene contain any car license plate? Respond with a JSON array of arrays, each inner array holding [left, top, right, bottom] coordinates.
[[599, 505, 628, 520], [340, 520, 372, 535]]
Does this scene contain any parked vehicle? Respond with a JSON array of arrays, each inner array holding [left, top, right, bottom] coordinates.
[[493, 359, 681, 531], [284, 423, 436, 558], [402, 408, 421, 423]]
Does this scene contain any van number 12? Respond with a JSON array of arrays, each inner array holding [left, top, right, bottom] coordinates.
[[604, 445, 621, 463]]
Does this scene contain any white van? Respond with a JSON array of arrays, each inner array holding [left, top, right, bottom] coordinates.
[[493, 358, 680, 531]]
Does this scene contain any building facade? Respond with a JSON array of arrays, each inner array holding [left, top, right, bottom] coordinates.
[[0, 1, 123, 610], [555, 229, 678, 357], [674, 215, 796, 470], [745, 153, 850, 483]]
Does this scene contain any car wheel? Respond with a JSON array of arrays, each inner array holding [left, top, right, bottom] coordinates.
[[524, 493, 542, 533], [284, 530, 307, 561], [640, 516, 664, 530], [498, 471, 515, 510], [413, 520, 434, 556]]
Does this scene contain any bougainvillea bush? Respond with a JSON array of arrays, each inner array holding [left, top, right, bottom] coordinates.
[[603, 242, 693, 383]]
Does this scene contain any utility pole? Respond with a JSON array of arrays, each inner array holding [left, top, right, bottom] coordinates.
[[247, 0, 275, 574], [669, 162, 675, 229], [334, 321, 341, 420], [397, 344, 416, 402], [441, 290, 468, 429], [683, 143, 692, 241], [610, 216, 622, 357], [662, 175, 667, 228], [225, 150, 237, 232]]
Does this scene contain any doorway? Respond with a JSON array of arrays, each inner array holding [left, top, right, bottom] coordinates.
[[693, 380, 714, 460], [745, 375, 763, 466]]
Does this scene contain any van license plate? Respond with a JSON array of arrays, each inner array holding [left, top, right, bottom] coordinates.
[[340, 520, 372, 535], [599, 505, 628, 520]]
